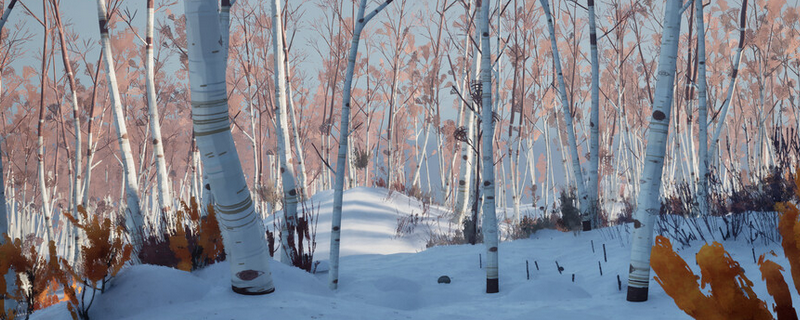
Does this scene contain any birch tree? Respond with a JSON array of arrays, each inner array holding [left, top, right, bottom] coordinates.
[[37, 0, 53, 245], [708, 0, 747, 171], [695, 0, 708, 216], [145, 0, 173, 220], [96, 0, 145, 253], [271, 0, 301, 266], [329, 0, 392, 290], [478, 0, 499, 294], [586, 0, 600, 230], [626, 0, 686, 302], [184, 0, 275, 295], [540, 0, 588, 222]]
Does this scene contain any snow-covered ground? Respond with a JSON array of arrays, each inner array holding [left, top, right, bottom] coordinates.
[[31, 187, 797, 319]]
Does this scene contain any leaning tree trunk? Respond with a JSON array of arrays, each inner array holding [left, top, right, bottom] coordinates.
[[38, 1, 53, 245], [281, 28, 308, 197], [146, 0, 173, 219], [626, 0, 684, 302], [709, 0, 747, 170], [96, 0, 145, 254], [0, 0, 16, 32], [696, 0, 709, 216], [184, 0, 275, 295], [478, 0, 499, 294], [329, 0, 392, 290], [271, 0, 300, 266], [540, 0, 588, 219], [585, 0, 600, 230]]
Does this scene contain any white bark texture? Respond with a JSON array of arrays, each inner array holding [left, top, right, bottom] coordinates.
[[540, 0, 588, 218], [478, 0, 499, 294], [146, 0, 174, 218], [38, 2, 53, 245], [626, 0, 683, 302], [0, 143, 17, 315], [271, 0, 300, 266], [453, 0, 479, 225], [96, 0, 145, 252], [184, 0, 275, 295], [329, 0, 392, 290], [586, 0, 600, 230], [696, 0, 709, 216]]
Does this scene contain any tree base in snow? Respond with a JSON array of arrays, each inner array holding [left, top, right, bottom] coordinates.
[[486, 278, 498, 294], [232, 286, 276, 296], [582, 220, 591, 231], [626, 286, 648, 302]]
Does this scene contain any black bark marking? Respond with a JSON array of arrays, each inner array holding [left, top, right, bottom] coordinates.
[[652, 110, 666, 121]]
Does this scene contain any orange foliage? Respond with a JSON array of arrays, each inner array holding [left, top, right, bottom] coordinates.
[[65, 206, 132, 286], [169, 212, 192, 272], [696, 242, 772, 319], [197, 205, 224, 264], [758, 255, 798, 319], [652, 236, 771, 320], [651, 235, 723, 320]]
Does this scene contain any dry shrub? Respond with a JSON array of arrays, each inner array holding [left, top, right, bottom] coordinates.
[[0, 236, 62, 318], [63, 205, 133, 320], [139, 199, 225, 272]]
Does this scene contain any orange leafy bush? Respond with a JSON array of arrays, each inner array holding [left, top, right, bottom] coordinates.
[[652, 236, 771, 319], [651, 235, 722, 319], [758, 255, 797, 320], [696, 242, 772, 319], [0, 238, 62, 317], [139, 199, 225, 272], [65, 206, 132, 286], [169, 212, 192, 272]]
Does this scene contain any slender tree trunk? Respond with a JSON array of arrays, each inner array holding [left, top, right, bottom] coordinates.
[[454, 1, 479, 225], [184, 0, 275, 295], [479, 0, 499, 294], [0, 0, 16, 32], [271, 0, 300, 266], [329, 0, 391, 290], [146, 0, 173, 219], [96, 0, 145, 253], [696, 0, 709, 216], [281, 30, 308, 197], [540, 0, 588, 219], [586, 0, 600, 230], [626, 0, 684, 302], [709, 0, 747, 168], [38, 0, 53, 245]]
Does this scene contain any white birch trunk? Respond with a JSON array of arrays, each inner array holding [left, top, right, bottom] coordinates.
[[626, 0, 683, 302], [453, 1, 479, 225], [37, 3, 53, 244], [185, 0, 275, 295], [540, 0, 588, 219], [271, 0, 300, 266], [329, 0, 391, 290], [478, 0, 499, 294], [696, 0, 709, 216], [146, 0, 174, 218], [282, 48, 308, 197], [0, 143, 17, 315], [96, 0, 145, 253], [586, 0, 600, 230], [709, 0, 746, 168]]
